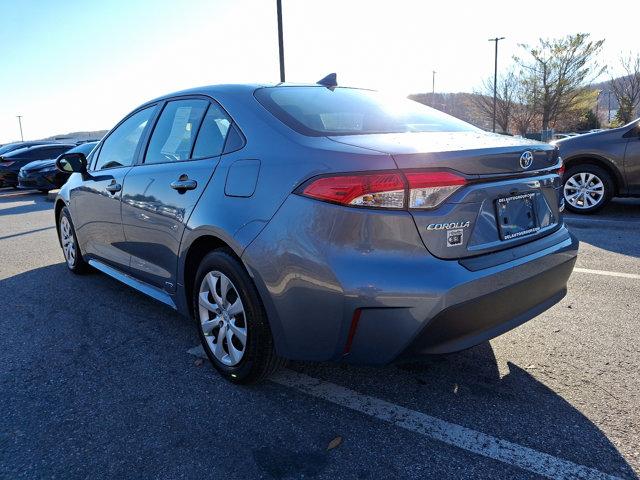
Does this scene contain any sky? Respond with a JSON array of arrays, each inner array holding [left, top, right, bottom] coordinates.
[[0, 0, 636, 143]]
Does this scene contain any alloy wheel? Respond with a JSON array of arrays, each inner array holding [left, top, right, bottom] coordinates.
[[563, 172, 605, 210], [198, 271, 247, 366], [60, 216, 76, 268]]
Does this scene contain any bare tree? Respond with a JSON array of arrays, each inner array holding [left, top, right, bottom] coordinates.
[[511, 78, 539, 136], [472, 72, 517, 133], [515, 33, 605, 131], [610, 53, 640, 124]]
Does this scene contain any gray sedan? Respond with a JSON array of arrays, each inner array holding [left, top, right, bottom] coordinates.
[[53, 83, 578, 383], [555, 119, 640, 213]]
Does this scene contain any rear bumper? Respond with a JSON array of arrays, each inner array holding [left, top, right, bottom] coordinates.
[[399, 255, 574, 357], [243, 195, 579, 365], [344, 228, 577, 364]]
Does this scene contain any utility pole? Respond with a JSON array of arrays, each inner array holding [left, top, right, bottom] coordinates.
[[276, 0, 285, 82], [16, 115, 24, 141], [488, 37, 505, 133]]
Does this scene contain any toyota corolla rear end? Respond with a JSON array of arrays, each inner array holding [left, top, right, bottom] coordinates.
[[242, 86, 578, 365]]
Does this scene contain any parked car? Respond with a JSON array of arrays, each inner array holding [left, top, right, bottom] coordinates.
[[0, 141, 55, 157], [54, 83, 578, 383], [18, 142, 98, 192], [0, 144, 74, 188], [554, 118, 640, 213]]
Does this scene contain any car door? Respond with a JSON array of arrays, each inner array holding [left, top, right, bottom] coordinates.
[[120, 97, 232, 290], [623, 121, 640, 194], [71, 105, 158, 269]]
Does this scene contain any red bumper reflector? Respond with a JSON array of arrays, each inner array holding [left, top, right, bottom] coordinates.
[[343, 308, 362, 355]]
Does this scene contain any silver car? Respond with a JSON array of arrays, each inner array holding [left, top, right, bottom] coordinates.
[[54, 83, 578, 383]]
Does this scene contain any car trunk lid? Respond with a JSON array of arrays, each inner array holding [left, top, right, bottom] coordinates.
[[328, 131, 562, 260]]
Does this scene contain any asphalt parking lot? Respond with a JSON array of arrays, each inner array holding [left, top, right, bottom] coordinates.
[[0, 187, 638, 480]]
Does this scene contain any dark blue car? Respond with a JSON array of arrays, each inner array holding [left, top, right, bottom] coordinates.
[[18, 142, 98, 192]]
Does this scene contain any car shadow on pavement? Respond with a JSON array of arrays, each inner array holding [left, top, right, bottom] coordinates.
[[289, 343, 638, 479], [0, 263, 637, 479], [0, 189, 52, 216]]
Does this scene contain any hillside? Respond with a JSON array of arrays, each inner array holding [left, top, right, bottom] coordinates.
[[41, 130, 108, 143]]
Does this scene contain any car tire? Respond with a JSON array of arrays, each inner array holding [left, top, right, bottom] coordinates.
[[58, 207, 88, 274], [562, 164, 613, 214], [193, 250, 285, 384]]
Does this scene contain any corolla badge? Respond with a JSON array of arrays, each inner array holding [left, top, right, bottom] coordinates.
[[426, 221, 470, 231], [520, 151, 534, 170]]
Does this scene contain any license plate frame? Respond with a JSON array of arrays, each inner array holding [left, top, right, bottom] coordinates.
[[495, 192, 540, 241]]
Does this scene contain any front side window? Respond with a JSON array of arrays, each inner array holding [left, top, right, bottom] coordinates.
[[94, 106, 157, 171], [144, 99, 209, 164], [255, 86, 479, 136]]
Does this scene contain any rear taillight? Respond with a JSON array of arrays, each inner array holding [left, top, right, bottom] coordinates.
[[557, 157, 565, 176], [300, 170, 467, 210], [301, 172, 405, 209]]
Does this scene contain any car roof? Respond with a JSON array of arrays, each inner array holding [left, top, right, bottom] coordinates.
[[3, 143, 75, 157], [139, 82, 355, 106]]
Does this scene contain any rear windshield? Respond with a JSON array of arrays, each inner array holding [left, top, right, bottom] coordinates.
[[255, 86, 478, 136]]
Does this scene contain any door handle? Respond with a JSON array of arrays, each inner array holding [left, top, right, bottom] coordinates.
[[105, 181, 122, 194], [170, 176, 197, 192]]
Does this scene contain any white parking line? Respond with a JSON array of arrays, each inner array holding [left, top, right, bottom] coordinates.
[[574, 267, 640, 280], [187, 346, 620, 479], [272, 370, 620, 480], [564, 215, 640, 226]]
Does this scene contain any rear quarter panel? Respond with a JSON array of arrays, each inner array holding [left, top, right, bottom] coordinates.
[[177, 89, 397, 315]]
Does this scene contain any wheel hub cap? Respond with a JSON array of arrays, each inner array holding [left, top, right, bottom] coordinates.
[[563, 172, 605, 210], [60, 216, 76, 268], [198, 271, 247, 366]]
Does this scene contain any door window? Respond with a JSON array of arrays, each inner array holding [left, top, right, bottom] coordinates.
[[94, 106, 157, 171], [144, 99, 209, 164], [192, 103, 233, 159]]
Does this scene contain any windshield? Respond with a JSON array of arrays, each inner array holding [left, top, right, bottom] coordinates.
[[255, 86, 478, 136]]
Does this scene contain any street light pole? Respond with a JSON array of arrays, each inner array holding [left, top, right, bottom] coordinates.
[[276, 0, 285, 82], [488, 37, 505, 133], [16, 115, 24, 141], [432, 70, 436, 96]]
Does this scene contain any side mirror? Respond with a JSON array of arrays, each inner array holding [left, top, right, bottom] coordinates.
[[56, 152, 87, 174]]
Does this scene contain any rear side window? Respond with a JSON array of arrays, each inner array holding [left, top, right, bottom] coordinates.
[[144, 99, 209, 164], [94, 106, 157, 170], [255, 86, 478, 136], [192, 103, 233, 159]]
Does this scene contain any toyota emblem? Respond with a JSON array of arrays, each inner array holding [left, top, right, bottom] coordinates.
[[519, 151, 534, 170]]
